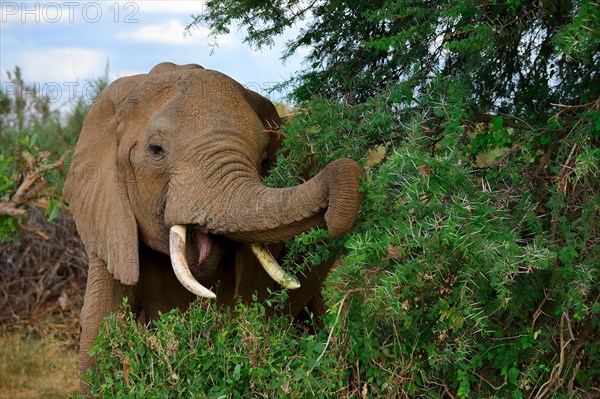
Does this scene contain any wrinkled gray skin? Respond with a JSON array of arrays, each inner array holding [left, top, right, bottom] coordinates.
[[64, 62, 364, 391]]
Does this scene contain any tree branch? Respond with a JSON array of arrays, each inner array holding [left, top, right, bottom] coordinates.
[[0, 150, 70, 218]]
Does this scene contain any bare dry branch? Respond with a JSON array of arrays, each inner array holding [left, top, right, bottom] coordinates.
[[0, 209, 87, 345]]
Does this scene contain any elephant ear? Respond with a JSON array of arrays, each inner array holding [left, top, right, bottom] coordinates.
[[244, 89, 283, 175], [64, 75, 145, 285]]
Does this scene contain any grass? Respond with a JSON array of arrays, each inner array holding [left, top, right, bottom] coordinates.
[[0, 332, 79, 398]]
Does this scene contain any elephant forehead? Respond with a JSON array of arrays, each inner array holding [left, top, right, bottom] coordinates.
[[127, 71, 259, 124], [132, 69, 246, 101], [149, 98, 264, 134]]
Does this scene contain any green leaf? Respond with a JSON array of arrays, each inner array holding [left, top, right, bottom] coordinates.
[[46, 199, 60, 222], [492, 116, 503, 132], [508, 367, 519, 384]]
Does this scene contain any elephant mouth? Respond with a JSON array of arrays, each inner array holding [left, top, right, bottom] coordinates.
[[194, 230, 212, 267], [169, 224, 300, 298]]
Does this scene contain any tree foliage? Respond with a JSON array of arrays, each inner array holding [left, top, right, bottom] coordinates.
[[262, 90, 599, 397], [194, 0, 599, 114]]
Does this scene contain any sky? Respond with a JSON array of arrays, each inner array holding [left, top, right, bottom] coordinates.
[[0, 0, 306, 108]]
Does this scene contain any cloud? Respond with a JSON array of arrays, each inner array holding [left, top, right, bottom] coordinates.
[[133, 1, 205, 14], [117, 19, 202, 45], [12, 48, 108, 83], [117, 18, 236, 48]]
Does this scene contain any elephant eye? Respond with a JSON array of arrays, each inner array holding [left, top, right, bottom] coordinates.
[[148, 144, 165, 156]]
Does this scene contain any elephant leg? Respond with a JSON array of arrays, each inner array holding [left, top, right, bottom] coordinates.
[[284, 258, 334, 331], [79, 255, 137, 392], [290, 291, 327, 332]]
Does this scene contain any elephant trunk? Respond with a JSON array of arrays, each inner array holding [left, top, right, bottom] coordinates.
[[165, 158, 364, 243], [214, 158, 364, 242]]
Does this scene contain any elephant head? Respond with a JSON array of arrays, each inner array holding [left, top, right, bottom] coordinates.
[[64, 62, 364, 386]]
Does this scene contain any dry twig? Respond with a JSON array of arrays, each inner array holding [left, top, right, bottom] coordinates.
[[0, 209, 87, 344]]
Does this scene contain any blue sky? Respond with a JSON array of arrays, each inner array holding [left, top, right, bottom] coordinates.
[[0, 1, 305, 107]]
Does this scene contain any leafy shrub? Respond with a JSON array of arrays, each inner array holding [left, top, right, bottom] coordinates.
[[91, 84, 598, 398], [89, 298, 354, 398], [267, 88, 599, 398]]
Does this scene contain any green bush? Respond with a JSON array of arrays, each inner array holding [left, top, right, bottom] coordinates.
[[91, 85, 598, 397], [277, 89, 598, 398], [89, 298, 352, 398]]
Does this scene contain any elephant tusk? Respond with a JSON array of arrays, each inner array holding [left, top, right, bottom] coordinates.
[[250, 244, 301, 290], [169, 225, 217, 298]]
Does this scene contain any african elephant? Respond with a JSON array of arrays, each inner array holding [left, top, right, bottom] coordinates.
[[64, 62, 364, 390]]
